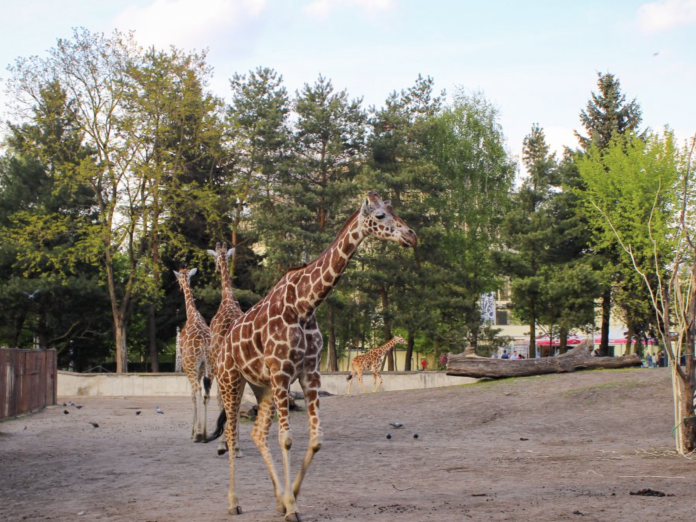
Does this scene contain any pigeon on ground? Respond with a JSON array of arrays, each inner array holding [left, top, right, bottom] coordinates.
[[62, 403, 67, 407], [136, 411, 141, 416], [69, 400, 76, 407], [89, 422, 99, 428], [389, 422, 404, 429], [63, 410, 70, 415], [156, 406, 164, 414], [76, 405, 83, 409]]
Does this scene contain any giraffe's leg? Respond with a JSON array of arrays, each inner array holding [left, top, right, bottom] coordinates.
[[372, 369, 380, 393], [249, 384, 284, 513], [194, 366, 207, 442], [357, 369, 367, 394], [292, 371, 323, 499], [190, 380, 200, 440], [216, 380, 244, 457], [347, 372, 354, 395], [272, 375, 300, 522], [221, 371, 244, 515]]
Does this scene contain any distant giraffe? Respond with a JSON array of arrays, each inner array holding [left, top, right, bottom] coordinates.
[[206, 192, 417, 520], [347, 336, 407, 394], [207, 242, 244, 457], [174, 267, 212, 442]]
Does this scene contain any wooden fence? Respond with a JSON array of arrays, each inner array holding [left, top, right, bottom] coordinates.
[[0, 348, 57, 421]]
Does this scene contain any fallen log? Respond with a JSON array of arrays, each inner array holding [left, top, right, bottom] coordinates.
[[446, 340, 642, 379]]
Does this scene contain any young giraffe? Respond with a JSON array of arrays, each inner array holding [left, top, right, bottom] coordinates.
[[346, 335, 407, 394], [207, 242, 244, 457], [174, 267, 213, 442], [207, 192, 417, 521]]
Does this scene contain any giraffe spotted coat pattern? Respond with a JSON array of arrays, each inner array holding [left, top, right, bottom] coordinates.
[[346, 335, 407, 394], [207, 192, 417, 521]]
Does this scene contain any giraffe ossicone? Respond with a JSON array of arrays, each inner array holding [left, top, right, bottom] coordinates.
[[347, 335, 408, 394], [206, 192, 416, 520]]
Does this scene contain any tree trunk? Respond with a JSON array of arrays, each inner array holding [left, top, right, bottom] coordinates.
[[378, 285, 394, 371], [447, 340, 641, 378], [682, 273, 696, 451], [327, 303, 338, 371], [12, 310, 27, 348], [600, 286, 611, 356], [559, 325, 568, 354], [147, 304, 160, 372], [626, 323, 635, 355], [404, 328, 414, 371], [115, 320, 128, 373], [528, 307, 536, 359]]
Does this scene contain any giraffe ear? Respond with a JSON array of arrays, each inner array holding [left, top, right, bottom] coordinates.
[[188, 268, 197, 278], [173, 270, 180, 278], [227, 248, 235, 259], [206, 249, 217, 259]]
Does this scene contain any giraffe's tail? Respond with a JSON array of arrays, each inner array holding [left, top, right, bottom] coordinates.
[[204, 409, 227, 443], [346, 373, 353, 381], [203, 376, 212, 395]]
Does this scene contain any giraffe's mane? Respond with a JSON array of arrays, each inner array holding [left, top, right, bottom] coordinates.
[[285, 209, 360, 275]]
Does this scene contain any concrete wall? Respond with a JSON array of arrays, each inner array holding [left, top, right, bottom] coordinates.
[[58, 370, 476, 399]]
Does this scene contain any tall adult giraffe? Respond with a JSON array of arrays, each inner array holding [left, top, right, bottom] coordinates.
[[207, 242, 244, 457], [346, 335, 407, 394], [174, 267, 213, 442], [206, 192, 417, 521]]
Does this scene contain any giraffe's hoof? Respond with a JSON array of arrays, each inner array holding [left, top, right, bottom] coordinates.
[[217, 448, 228, 456], [194, 434, 204, 443], [234, 450, 243, 458], [285, 511, 301, 522], [228, 506, 243, 515]]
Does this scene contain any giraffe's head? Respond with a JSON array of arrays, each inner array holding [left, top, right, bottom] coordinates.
[[173, 267, 197, 291], [394, 335, 407, 345], [206, 242, 234, 274], [359, 192, 417, 248]]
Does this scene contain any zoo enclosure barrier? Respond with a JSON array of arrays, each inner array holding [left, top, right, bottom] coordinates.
[[0, 348, 57, 421]]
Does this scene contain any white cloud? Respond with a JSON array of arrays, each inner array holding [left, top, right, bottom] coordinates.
[[112, 0, 268, 51], [637, 0, 696, 33], [303, 0, 396, 21]]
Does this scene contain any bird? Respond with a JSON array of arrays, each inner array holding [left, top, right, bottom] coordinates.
[[89, 422, 99, 428], [135, 411, 141, 416], [413, 433, 419, 439], [653, 51, 660, 57], [156, 406, 164, 414], [68, 400, 76, 407], [386, 433, 392, 440], [389, 422, 404, 429], [62, 403, 67, 407], [63, 410, 70, 415], [76, 405, 83, 409], [22, 289, 40, 300]]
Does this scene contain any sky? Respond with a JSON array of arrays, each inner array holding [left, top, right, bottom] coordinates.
[[1, 0, 695, 172]]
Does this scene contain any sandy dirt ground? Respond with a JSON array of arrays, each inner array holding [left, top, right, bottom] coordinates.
[[1, 368, 695, 522]]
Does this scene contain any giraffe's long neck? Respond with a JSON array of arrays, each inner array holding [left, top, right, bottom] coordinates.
[[219, 258, 241, 314], [293, 211, 364, 319], [373, 338, 398, 358], [181, 281, 200, 321]]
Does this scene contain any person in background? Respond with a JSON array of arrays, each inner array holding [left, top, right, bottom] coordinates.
[[658, 350, 666, 367], [420, 358, 427, 371], [645, 353, 653, 368], [501, 350, 509, 359], [510, 351, 519, 360]]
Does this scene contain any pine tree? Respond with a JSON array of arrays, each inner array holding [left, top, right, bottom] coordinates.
[[574, 72, 643, 354]]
